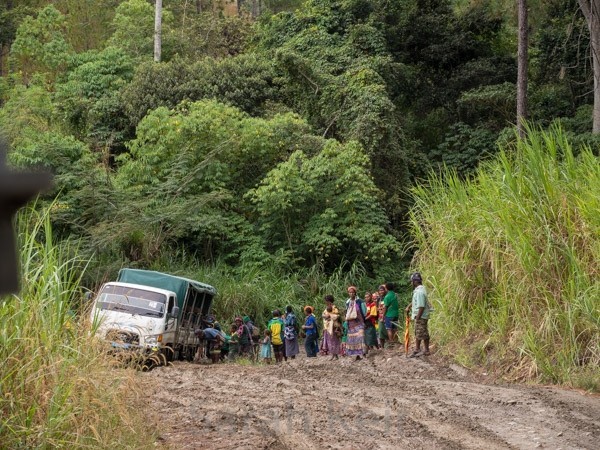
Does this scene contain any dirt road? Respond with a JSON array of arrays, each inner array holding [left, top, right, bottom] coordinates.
[[140, 348, 599, 449]]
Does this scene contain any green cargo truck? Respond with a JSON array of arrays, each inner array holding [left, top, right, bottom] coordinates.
[[90, 268, 216, 364]]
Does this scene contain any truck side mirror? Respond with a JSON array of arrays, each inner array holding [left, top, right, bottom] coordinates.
[[170, 306, 180, 318]]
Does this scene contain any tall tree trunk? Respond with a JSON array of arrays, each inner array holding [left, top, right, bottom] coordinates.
[[154, 0, 162, 62], [251, 0, 261, 18], [517, 0, 528, 138], [579, 0, 600, 133], [0, 0, 14, 78]]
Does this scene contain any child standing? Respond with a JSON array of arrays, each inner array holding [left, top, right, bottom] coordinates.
[[260, 329, 273, 364]]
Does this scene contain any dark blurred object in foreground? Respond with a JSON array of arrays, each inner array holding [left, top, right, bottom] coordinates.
[[0, 138, 53, 294]]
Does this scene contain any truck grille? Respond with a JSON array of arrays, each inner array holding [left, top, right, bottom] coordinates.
[[106, 329, 140, 345]]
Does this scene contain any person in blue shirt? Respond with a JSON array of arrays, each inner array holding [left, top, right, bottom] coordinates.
[[195, 327, 227, 363], [302, 306, 319, 357]]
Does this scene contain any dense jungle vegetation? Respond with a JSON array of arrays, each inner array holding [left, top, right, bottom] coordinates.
[[0, 1, 598, 444]]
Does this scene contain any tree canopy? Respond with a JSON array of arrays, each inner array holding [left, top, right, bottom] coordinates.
[[0, 0, 598, 278]]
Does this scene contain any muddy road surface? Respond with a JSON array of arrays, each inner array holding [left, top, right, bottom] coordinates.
[[140, 348, 599, 449]]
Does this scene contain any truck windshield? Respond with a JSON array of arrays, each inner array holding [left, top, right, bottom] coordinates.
[[97, 285, 167, 318]]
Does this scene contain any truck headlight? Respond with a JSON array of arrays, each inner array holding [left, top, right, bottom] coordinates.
[[145, 334, 163, 346]]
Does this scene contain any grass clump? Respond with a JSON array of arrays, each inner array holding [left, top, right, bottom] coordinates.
[[0, 206, 154, 448], [409, 125, 599, 390]]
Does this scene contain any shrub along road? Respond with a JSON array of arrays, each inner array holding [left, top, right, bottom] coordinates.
[[140, 348, 599, 449]]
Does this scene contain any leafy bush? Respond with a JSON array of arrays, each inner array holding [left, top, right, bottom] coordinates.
[[54, 46, 134, 150], [122, 54, 281, 124], [430, 122, 498, 174]]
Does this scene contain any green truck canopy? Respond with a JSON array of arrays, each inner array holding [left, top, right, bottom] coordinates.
[[117, 268, 216, 314]]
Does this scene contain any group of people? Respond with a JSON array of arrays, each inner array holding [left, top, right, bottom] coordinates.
[[194, 272, 431, 364], [313, 273, 431, 361]]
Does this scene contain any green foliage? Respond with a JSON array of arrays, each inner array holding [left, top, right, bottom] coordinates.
[[0, 3, 36, 48], [248, 139, 402, 270], [0, 80, 112, 239], [0, 83, 55, 142], [54, 0, 121, 51], [108, 0, 174, 61], [170, 12, 252, 59], [255, 1, 418, 224], [6, 125, 111, 240], [122, 53, 281, 124], [409, 126, 600, 389], [430, 122, 498, 174], [54, 46, 134, 150], [530, 0, 591, 107], [9, 5, 73, 84], [529, 83, 574, 125], [457, 81, 515, 128], [111, 100, 314, 265]]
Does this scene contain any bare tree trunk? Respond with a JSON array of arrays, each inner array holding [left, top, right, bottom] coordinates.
[[517, 0, 528, 138], [0, 0, 14, 78], [251, 0, 261, 18], [196, 0, 202, 14], [154, 0, 162, 62], [579, 0, 600, 133], [0, 43, 8, 78]]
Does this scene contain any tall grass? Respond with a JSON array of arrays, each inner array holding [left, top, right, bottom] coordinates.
[[409, 125, 600, 390], [0, 206, 154, 448]]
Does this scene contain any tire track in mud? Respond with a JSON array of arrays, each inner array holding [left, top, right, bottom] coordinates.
[[140, 349, 599, 449]]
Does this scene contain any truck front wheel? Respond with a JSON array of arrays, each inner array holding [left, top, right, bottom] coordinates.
[[162, 344, 174, 363]]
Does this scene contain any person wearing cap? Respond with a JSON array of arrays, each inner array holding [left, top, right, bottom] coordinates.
[[406, 272, 431, 357], [267, 309, 285, 363]]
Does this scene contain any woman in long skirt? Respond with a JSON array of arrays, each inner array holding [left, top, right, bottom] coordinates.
[[284, 305, 300, 359], [344, 286, 366, 360], [321, 295, 342, 360]]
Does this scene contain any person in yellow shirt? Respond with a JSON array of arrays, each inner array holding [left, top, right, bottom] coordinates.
[[267, 310, 285, 363]]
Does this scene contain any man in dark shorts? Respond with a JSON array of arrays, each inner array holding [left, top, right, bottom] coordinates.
[[406, 272, 431, 357]]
